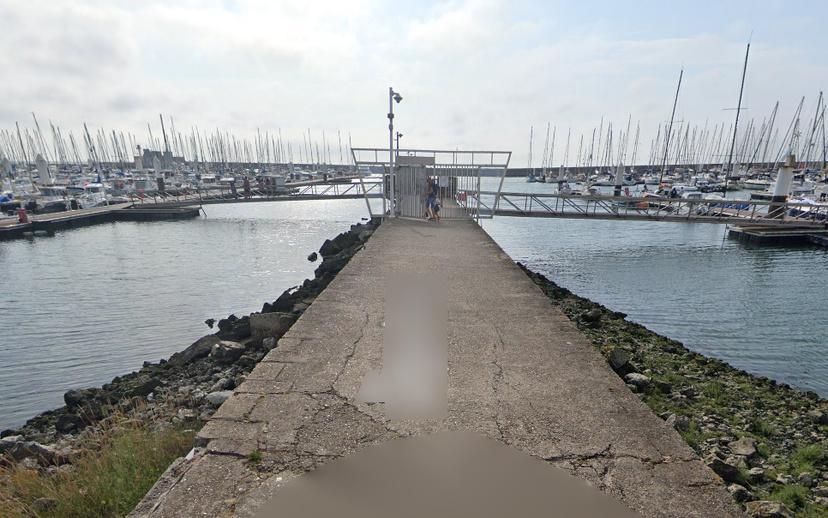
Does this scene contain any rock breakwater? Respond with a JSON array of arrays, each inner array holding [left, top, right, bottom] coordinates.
[[520, 264, 828, 517], [0, 219, 378, 477]]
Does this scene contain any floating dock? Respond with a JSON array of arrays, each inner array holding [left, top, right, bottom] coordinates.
[[0, 204, 200, 241], [728, 225, 828, 246]]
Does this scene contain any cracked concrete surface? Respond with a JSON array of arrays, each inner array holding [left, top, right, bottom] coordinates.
[[132, 219, 742, 517]]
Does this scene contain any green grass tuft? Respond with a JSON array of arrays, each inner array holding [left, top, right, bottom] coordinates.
[[248, 450, 263, 464], [0, 416, 195, 518], [769, 484, 809, 510], [789, 444, 826, 475], [798, 502, 828, 518], [679, 420, 706, 451], [750, 417, 776, 438], [702, 380, 726, 403]]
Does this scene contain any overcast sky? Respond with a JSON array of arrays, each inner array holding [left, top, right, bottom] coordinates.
[[1, 0, 826, 166]]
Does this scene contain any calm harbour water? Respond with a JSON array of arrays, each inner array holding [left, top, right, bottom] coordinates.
[[2, 185, 827, 430], [481, 178, 828, 398], [0, 199, 375, 430]]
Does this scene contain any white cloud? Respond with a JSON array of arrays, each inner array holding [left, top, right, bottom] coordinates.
[[0, 0, 825, 166]]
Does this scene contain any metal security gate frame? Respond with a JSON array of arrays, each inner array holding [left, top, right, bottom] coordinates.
[[351, 148, 511, 222]]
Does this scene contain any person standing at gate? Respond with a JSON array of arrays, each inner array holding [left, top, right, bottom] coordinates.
[[424, 177, 436, 220], [431, 178, 441, 221]]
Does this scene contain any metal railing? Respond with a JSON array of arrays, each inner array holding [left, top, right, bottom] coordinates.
[[123, 179, 383, 208], [458, 191, 828, 227], [294, 180, 382, 197]]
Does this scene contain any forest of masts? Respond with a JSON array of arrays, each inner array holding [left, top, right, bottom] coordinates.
[[0, 114, 357, 170], [525, 93, 827, 173], [1, 94, 826, 172]]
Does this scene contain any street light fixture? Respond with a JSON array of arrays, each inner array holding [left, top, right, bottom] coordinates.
[[388, 87, 402, 217]]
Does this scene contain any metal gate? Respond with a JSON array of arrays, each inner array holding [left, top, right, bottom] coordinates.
[[351, 148, 511, 221], [395, 164, 480, 220]]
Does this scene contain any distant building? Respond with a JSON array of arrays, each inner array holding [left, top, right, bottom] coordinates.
[[142, 149, 184, 170]]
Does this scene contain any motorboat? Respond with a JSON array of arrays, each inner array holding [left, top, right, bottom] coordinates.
[[590, 174, 615, 187], [66, 183, 107, 208], [742, 178, 772, 190], [556, 181, 577, 195], [791, 181, 816, 195]]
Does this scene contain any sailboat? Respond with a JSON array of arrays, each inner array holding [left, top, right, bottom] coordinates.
[[526, 125, 537, 182]]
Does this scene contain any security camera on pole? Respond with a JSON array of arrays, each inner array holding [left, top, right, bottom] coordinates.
[[388, 87, 402, 217]]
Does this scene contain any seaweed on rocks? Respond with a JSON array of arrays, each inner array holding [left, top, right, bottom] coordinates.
[[519, 263, 828, 516]]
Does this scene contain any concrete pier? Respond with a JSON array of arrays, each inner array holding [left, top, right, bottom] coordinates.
[[133, 219, 740, 517]]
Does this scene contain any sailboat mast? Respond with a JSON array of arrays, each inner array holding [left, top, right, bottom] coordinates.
[[576, 134, 583, 169], [159, 114, 170, 154], [31, 113, 52, 165], [15, 122, 31, 171], [631, 122, 640, 168], [659, 68, 683, 186], [622, 114, 632, 165], [822, 105, 827, 170], [541, 122, 550, 175], [805, 92, 823, 170], [762, 101, 779, 167], [724, 42, 750, 195], [549, 126, 556, 171], [588, 129, 595, 169]]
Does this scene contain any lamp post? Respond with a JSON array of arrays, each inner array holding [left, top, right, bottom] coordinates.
[[395, 132, 403, 160], [388, 87, 402, 217]]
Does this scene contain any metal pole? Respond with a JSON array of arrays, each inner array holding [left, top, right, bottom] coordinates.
[[822, 105, 827, 170], [388, 87, 394, 217], [659, 68, 683, 187], [723, 42, 750, 196], [395, 132, 403, 210]]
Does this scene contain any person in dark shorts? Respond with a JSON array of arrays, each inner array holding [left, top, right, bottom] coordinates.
[[425, 177, 440, 221]]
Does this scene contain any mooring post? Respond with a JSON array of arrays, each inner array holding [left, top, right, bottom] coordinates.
[[769, 153, 795, 219], [613, 162, 624, 197]]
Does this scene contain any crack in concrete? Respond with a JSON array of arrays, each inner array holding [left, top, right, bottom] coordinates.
[[317, 388, 396, 435], [544, 443, 613, 463], [206, 450, 251, 461], [490, 324, 508, 442], [246, 395, 265, 421], [330, 310, 370, 390], [543, 442, 701, 488]]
